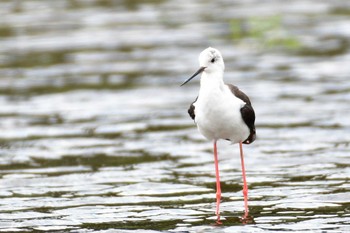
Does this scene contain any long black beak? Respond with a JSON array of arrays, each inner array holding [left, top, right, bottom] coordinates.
[[180, 66, 206, 86]]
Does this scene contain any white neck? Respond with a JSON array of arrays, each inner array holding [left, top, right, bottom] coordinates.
[[199, 70, 225, 93]]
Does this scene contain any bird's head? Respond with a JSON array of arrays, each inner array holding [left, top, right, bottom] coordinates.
[[181, 47, 225, 86], [198, 47, 225, 73]]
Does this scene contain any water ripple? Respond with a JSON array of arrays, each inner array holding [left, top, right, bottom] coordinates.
[[0, 0, 349, 232]]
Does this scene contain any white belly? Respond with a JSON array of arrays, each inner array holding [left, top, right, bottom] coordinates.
[[194, 86, 250, 143]]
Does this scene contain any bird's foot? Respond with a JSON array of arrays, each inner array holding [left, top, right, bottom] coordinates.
[[215, 219, 222, 225], [214, 209, 222, 225], [240, 212, 254, 224]]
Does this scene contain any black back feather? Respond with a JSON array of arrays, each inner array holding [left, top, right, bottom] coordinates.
[[227, 84, 256, 144]]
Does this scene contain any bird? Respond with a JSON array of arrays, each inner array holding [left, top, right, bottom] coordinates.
[[181, 47, 256, 224]]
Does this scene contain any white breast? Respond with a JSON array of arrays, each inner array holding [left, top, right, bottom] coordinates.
[[194, 84, 250, 143]]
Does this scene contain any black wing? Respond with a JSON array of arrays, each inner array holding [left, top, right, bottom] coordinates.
[[188, 96, 197, 120], [227, 84, 256, 144]]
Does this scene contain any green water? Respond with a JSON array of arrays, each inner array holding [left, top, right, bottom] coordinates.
[[0, 0, 349, 232]]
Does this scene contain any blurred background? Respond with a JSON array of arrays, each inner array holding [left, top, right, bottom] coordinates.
[[0, 0, 349, 232]]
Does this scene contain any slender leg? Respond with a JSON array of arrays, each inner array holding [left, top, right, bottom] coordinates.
[[213, 140, 222, 224], [239, 141, 249, 217]]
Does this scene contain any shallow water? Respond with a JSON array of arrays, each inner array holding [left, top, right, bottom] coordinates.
[[0, 0, 350, 232]]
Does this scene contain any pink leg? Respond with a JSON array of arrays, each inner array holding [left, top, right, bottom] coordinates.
[[213, 140, 222, 224], [239, 141, 249, 217]]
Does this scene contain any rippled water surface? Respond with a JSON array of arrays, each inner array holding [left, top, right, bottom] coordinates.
[[1, 0, 350, 232]]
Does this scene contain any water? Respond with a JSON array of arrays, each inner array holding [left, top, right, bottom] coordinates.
[[0, 0, 349, 232]]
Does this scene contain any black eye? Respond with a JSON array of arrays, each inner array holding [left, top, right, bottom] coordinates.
[[211, 58, 215, 63]]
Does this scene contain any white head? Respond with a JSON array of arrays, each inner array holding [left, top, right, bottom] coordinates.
[[198, 47, 225, 73], [181, 47, 225, 86]]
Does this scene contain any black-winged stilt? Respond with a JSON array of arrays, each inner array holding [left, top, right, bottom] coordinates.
[[181, 47, 256, 223]]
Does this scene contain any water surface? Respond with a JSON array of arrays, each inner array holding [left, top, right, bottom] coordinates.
[[0, 0, 349, 232]]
